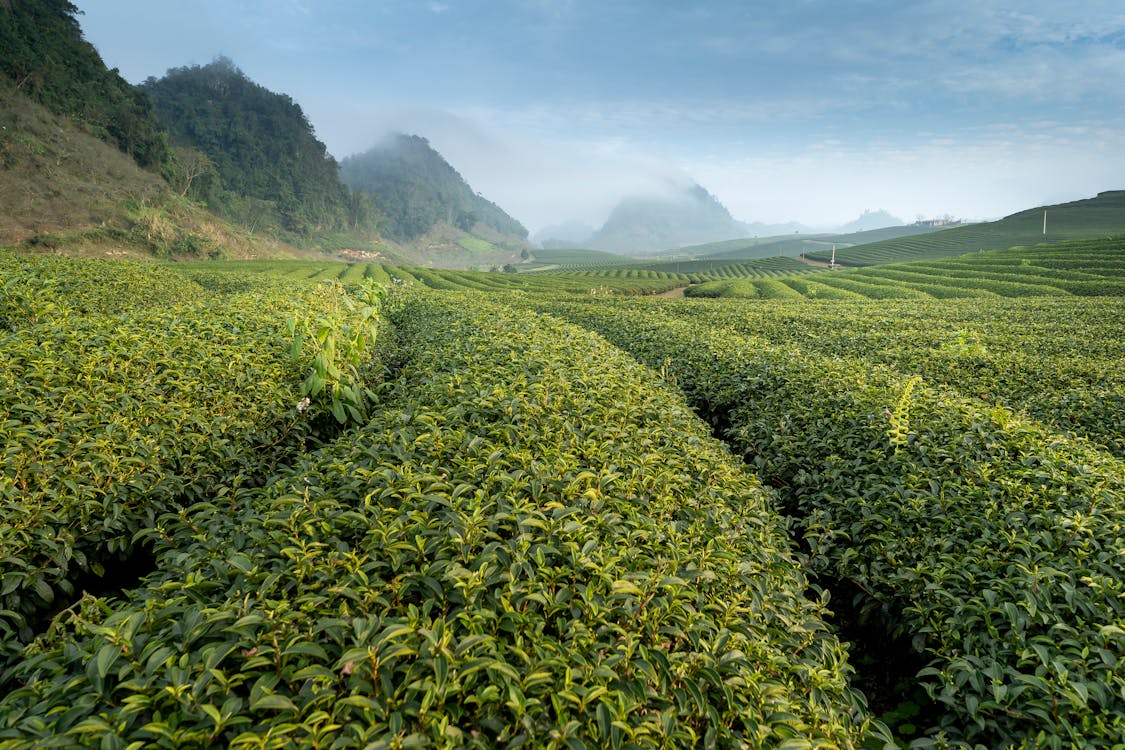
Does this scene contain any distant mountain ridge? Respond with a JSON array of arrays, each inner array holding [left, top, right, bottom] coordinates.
[[340, 134, 528, 246], [837, 209, 904, 233], [535, 185, 912, 253]]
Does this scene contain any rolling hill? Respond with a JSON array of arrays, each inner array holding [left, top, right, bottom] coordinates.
[[807, 191, 1125, 266]]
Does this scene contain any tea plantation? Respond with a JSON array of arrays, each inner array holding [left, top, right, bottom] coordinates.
[[2, 244, 1125, 748]]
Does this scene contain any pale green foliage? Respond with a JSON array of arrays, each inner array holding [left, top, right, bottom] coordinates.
[[287, 278, 385, 424], [887, 375, 922, 451]]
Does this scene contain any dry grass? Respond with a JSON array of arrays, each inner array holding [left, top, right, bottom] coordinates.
[[0, 83, 315, 261]]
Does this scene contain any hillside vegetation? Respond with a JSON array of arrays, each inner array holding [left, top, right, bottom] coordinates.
[[0, 0, 168, 169], [0, 81, 326, 259], [141, 59, 379, 242]]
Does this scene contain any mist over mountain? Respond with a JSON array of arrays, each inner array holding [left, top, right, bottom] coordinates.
[[141, 58, 378, 238], [533, 220, 596, 249], [339, 134, 528, 245], [742, 220, 810, 236], [583, 183, 751, 253]]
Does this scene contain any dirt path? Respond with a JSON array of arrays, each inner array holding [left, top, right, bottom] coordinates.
[[654, 285, 690, 298]]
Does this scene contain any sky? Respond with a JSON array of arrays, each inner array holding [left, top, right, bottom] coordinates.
[[73, 0, 1125, 234]]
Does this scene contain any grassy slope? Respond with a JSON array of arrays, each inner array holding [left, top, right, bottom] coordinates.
[[0, 81, 164, 245], [681, 224, 945, 261], [809, 191, 1125, 266]]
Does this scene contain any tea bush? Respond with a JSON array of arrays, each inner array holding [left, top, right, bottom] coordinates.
[[0, 256, 389, 667], [0, 292, 882, 748], [531, 298, 1125, 747]]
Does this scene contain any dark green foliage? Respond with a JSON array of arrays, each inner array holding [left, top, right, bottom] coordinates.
[[0, 279, 880, 747], [529, 296, 1125, 747], [0, 254, 390, 668], [0, 0, 169, 168], [140, 58, 378, 238], [339, 134, 528, 243]]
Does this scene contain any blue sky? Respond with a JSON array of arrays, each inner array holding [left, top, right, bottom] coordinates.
[[74, 0, 1125, 232]]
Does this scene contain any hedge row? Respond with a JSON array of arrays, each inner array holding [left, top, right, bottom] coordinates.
[[531, 297, 1125, 748], [651, 296, 1125, 458]]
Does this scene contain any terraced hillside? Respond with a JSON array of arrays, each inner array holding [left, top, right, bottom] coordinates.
[[804, 191, 1125, 266], [688, 235, 1125, 299], [674, 224, 945, 262]]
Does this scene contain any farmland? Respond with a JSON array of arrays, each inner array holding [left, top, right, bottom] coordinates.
[[2, 238, 1125, 748], [802, 191, 1125, 267]]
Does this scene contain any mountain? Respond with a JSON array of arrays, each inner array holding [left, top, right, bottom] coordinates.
[[140, 58, 378, 240], [586, 183, 751, 253], [0, 0, 168, 169], [836, 209, 904, 233], [339, 134, 528, 250], [0, 78, 321, 259], [0, 8, 313, 259], [533, 221, 596, 249], [743, 220, 810, 236]]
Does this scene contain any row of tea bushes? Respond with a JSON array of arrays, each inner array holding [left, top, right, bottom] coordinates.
[[0, 292, 883, 748], [530, 298, 1125, 748], [643, 295, 1125, 458], [0, 256, 387, 667]]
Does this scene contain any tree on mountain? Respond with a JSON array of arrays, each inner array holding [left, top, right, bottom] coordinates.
[[141, 58, 378, 238]]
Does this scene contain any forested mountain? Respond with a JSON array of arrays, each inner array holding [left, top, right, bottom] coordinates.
[[141, 59, 378, 238], [0, 0, 168, 169], [340, 134, 528, 243], [587, 183, 751, 253]]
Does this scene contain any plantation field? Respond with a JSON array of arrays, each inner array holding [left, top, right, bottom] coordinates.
[[688, 236, 1125, 300], [525, 293, 1125, 747], [4, 242, 1125, 748], [674, 225, 946, 263], [804, 190, 1125, 267], [0, 252, 880, 748], [182, 256, 822, 294]]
